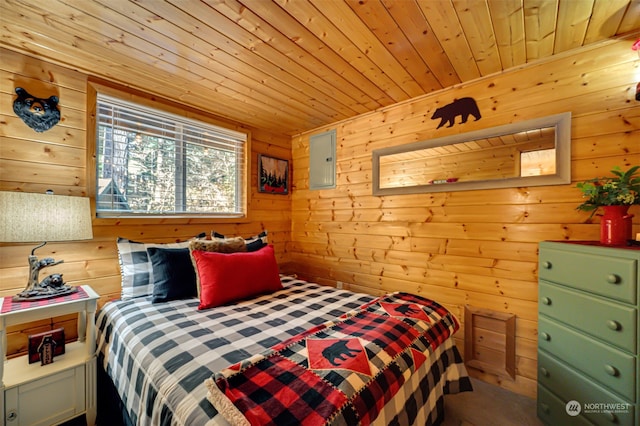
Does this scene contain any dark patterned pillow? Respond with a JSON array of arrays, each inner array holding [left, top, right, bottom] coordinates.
[[117, 235, 203, 300], [211, 230, 268, 252], [189, 237, 247, 254]]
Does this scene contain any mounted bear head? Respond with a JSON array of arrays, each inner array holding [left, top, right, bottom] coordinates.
[[13, 87, 61, 132]]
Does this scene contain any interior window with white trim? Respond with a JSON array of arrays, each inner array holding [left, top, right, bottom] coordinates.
[[95, 94, 247, 217]]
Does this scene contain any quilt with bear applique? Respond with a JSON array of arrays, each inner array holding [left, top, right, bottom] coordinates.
[[205, 292, 460, 426]]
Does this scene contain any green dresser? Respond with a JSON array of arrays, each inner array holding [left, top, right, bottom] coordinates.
[[537, 241, 639, 426]]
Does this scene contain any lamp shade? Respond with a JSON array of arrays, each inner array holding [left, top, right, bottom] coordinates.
[[0, 192, 93, 242]]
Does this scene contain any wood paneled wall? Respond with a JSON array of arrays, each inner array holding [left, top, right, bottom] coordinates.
[[0, 48, 292, 357], [289, 38, 640, 398]]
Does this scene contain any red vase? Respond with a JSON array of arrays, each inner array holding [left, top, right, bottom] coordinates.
[[600, 205, 633, 245]]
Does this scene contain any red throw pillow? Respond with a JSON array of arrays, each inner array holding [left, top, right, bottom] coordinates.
[[191, 245, 282, 310]]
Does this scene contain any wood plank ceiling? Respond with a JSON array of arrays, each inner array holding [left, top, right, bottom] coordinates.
[[1, 0, 639, 136]]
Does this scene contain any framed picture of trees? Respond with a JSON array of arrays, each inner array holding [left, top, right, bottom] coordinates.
[[258, 154, 289, 195]]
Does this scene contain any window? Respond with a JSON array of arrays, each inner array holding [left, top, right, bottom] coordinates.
[[520, 148, 556, 177], [95, 94, 248, 218]]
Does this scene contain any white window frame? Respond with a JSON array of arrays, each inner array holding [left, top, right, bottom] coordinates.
[[89, 83, 250, 220]]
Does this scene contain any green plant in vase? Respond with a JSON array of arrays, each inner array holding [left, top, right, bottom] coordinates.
[[576, 165, 640, 217], [576, 165, 640, 244]]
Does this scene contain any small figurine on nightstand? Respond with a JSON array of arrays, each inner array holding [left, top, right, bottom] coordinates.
[[37, 334, 56, 365]]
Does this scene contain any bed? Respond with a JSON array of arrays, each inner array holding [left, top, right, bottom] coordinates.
[[96, 275, 471, 425]]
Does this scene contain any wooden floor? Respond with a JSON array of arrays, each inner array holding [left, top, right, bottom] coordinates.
[[442, 378, 544, 426]]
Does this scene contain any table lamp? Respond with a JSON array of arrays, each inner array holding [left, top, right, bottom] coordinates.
[[0, 191, 93, 301]]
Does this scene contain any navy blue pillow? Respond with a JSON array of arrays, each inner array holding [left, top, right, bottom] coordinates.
[[147, 247, 197, 303]]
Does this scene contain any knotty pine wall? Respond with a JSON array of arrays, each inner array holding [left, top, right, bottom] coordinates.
[[0, 48, 292, 357], [289, 38, 640, 398]]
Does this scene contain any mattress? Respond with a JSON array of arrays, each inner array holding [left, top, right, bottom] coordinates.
[[96, 276, 471, 425]]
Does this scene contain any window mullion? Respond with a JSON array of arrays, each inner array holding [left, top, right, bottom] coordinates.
[[175, 124, 186, 212]]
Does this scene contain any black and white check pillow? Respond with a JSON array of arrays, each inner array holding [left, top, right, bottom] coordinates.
[[117, 237, 196, 300]]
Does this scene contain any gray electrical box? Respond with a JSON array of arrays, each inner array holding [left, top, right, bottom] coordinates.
[[309, 129, 336, 190]]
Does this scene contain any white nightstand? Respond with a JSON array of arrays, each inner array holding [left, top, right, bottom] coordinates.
[[0, 285, 99, 426]]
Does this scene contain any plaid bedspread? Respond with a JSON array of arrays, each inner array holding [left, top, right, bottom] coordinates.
[[96, 276, 471, 425], [206, 292, 461, 426]]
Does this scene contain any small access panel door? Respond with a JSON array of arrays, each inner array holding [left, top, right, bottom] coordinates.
[[309, 129, 336, 190]]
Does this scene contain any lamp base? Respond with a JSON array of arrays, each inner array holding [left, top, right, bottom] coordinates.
[[13, 284, 78, 302], [18, 246, 73, 302]]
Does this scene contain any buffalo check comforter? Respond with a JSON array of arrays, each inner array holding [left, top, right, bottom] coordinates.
[[96, 276, 471, 425]]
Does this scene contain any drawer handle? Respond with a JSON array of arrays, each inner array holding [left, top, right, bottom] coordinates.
[[540, 367, 549, 377], [606, 274, 620, 284], [541, 296, 551, 305], [606, 320, 621, 331], [604, 411, 617, 422], [542, 261, 552, 269], [6, 410, 17, 422], [604, 364, 619, 376], [540, 332, 550, 341]]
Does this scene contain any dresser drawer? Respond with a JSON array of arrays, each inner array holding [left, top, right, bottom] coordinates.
[[537, 385, 593, 426], [539, 281, 637, 353], [539, 246, 637, 304], [539, 350, 636, 425], [538, 316, 635, 400]]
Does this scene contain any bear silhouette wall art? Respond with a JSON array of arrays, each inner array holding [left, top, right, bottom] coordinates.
[[13, 87, 61, 133], [431, 97, 481, 129]]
